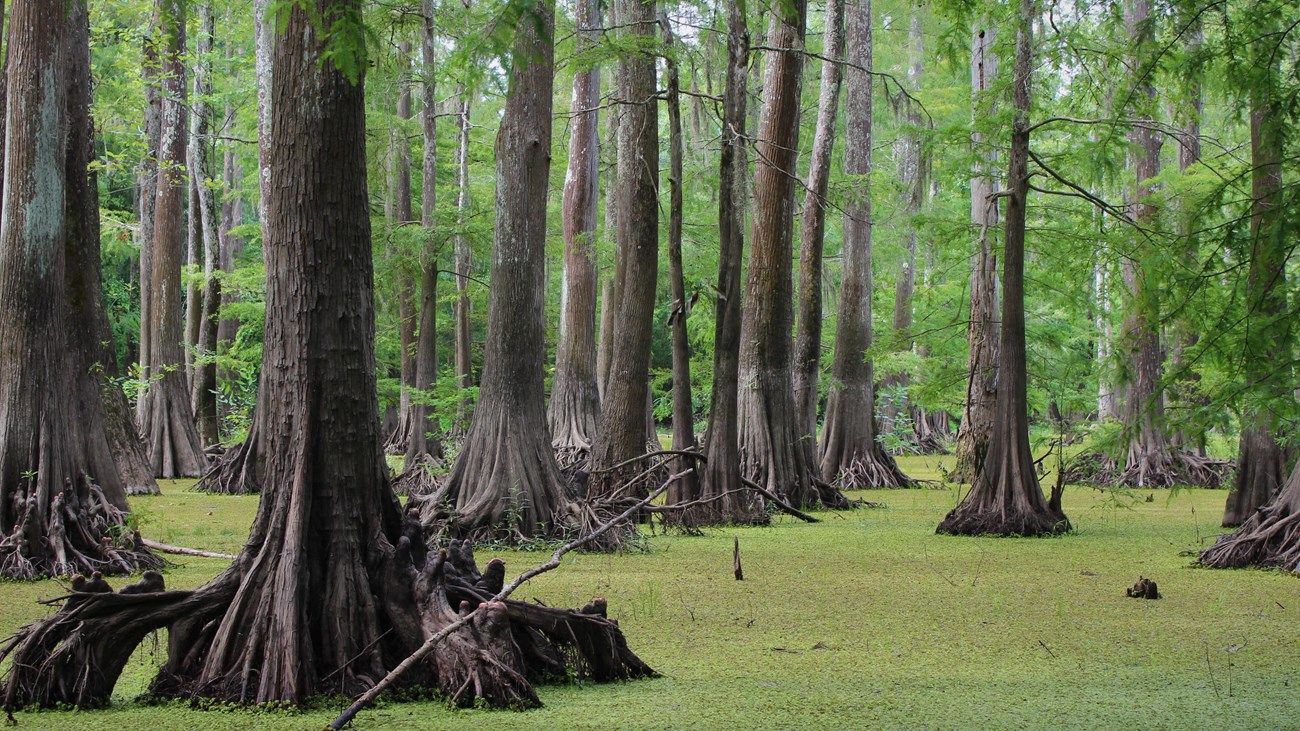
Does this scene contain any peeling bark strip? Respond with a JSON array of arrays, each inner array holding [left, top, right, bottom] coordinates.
[[0, 0, 161, 579], [548, 0, 603, 465]]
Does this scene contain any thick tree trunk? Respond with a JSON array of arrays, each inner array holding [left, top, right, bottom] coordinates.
[[737, 0, 822, 508], [692, 0, 766, 525], [548, 0, 602, 467], [395, 11, 447, 493], [953, 24, 1000, 484], [819, 0, 910, 491], [0, 0, 160, 579], [587, 0, 660, 499], [139, 0, 206, 479], [0, 6, 651, 708], [880, 10, 924, 446], [189, 1, 222, 448], [938, 0, 1068, 536], [661, 12, 699, 505], [792, 0, 845, 452], [428, 0, 575, 540], [1223, 61, 1289, 526]]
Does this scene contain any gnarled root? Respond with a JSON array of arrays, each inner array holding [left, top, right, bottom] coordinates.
[[193, 421, 260, 494], [829, 453, 914, 491], [1063, 449, 1231, 489], [1199, 485, 1300, 572], [393, 453, 448, 497]]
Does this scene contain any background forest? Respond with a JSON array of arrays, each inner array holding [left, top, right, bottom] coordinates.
[[86, 0, 1296, 497]]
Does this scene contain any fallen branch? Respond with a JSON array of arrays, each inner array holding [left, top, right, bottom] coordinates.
[[140, 539, 235, 561], [739, 476, 819, 523], [329, 474, 684, 730]]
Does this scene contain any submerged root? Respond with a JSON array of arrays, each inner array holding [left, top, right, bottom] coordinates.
[[1199, 495, 1300, 572]]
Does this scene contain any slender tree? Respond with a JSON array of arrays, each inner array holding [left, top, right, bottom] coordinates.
[[135, 32, 161, 426], [819, 0, 911, 490], [660, 11, 699, 505], [693, 0, 766, 525], [587, 0, 660, 498], [189, 1, 222, 447], [139, 0, 206, 478], [0, 0, 159, 578], [793, 0, 846, 452], [394, 4, 447, 491], [952, 24, 999, 483], [452, 92, 473, 425], [548, 0, 603, 466], [937, 0, 1068, 536], [880, 9, 925, 445]]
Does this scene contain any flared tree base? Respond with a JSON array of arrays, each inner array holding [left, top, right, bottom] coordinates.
[[936, 504, 1071, 537], [1, 540, 653, 712]]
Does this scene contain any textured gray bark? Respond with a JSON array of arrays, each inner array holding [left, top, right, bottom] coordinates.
[[452, 93, 473, 424], [189, 1, 222, 448], [0, 0, 160, 578]]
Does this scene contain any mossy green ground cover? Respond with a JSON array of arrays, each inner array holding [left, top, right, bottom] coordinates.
[[2, 460, 1297, 730]]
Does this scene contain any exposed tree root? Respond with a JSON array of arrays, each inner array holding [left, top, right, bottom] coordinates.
[[392, 452, 448, 497], [1062, 449, 1231, 488], [192, 420, 260, 495], [1200, 462, 1300, 572], [0, 478, 163, 580], [936, 503, 1070, 537], [829, 453, 914, 490], [1, 539, 653, 716]]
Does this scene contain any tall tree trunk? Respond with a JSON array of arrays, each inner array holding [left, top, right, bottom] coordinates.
[[433, 0, 574, 539], [587, 0, 660, 499], [189, 1, 221, 448], [452, 93, 473, 425], [0, 0, 160, 578], [140, 0, 206, 478], [1116, 0, 1176, 487], [596, 17, 621, 402], [661, 11, 698, 505], [136, 33, 161, 426], [880, 9, 924, 446], [1223, 46, 1289, 526], [819, 0, 910, 490], [396, 5, 446, 484], [1168, 11, 1203, 454], [390, 42, 419, 444], [548, 0, 602, 466], [736, 0, 818, 506], [952, 23, 999, 483], [793, 0, 846, 453], [254, 0, 272, 229], [693, 0, 765, 525], [937, 0, 1068, 536]]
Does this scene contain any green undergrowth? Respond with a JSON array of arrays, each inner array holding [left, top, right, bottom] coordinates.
[[1, 457, 1297, 730]]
